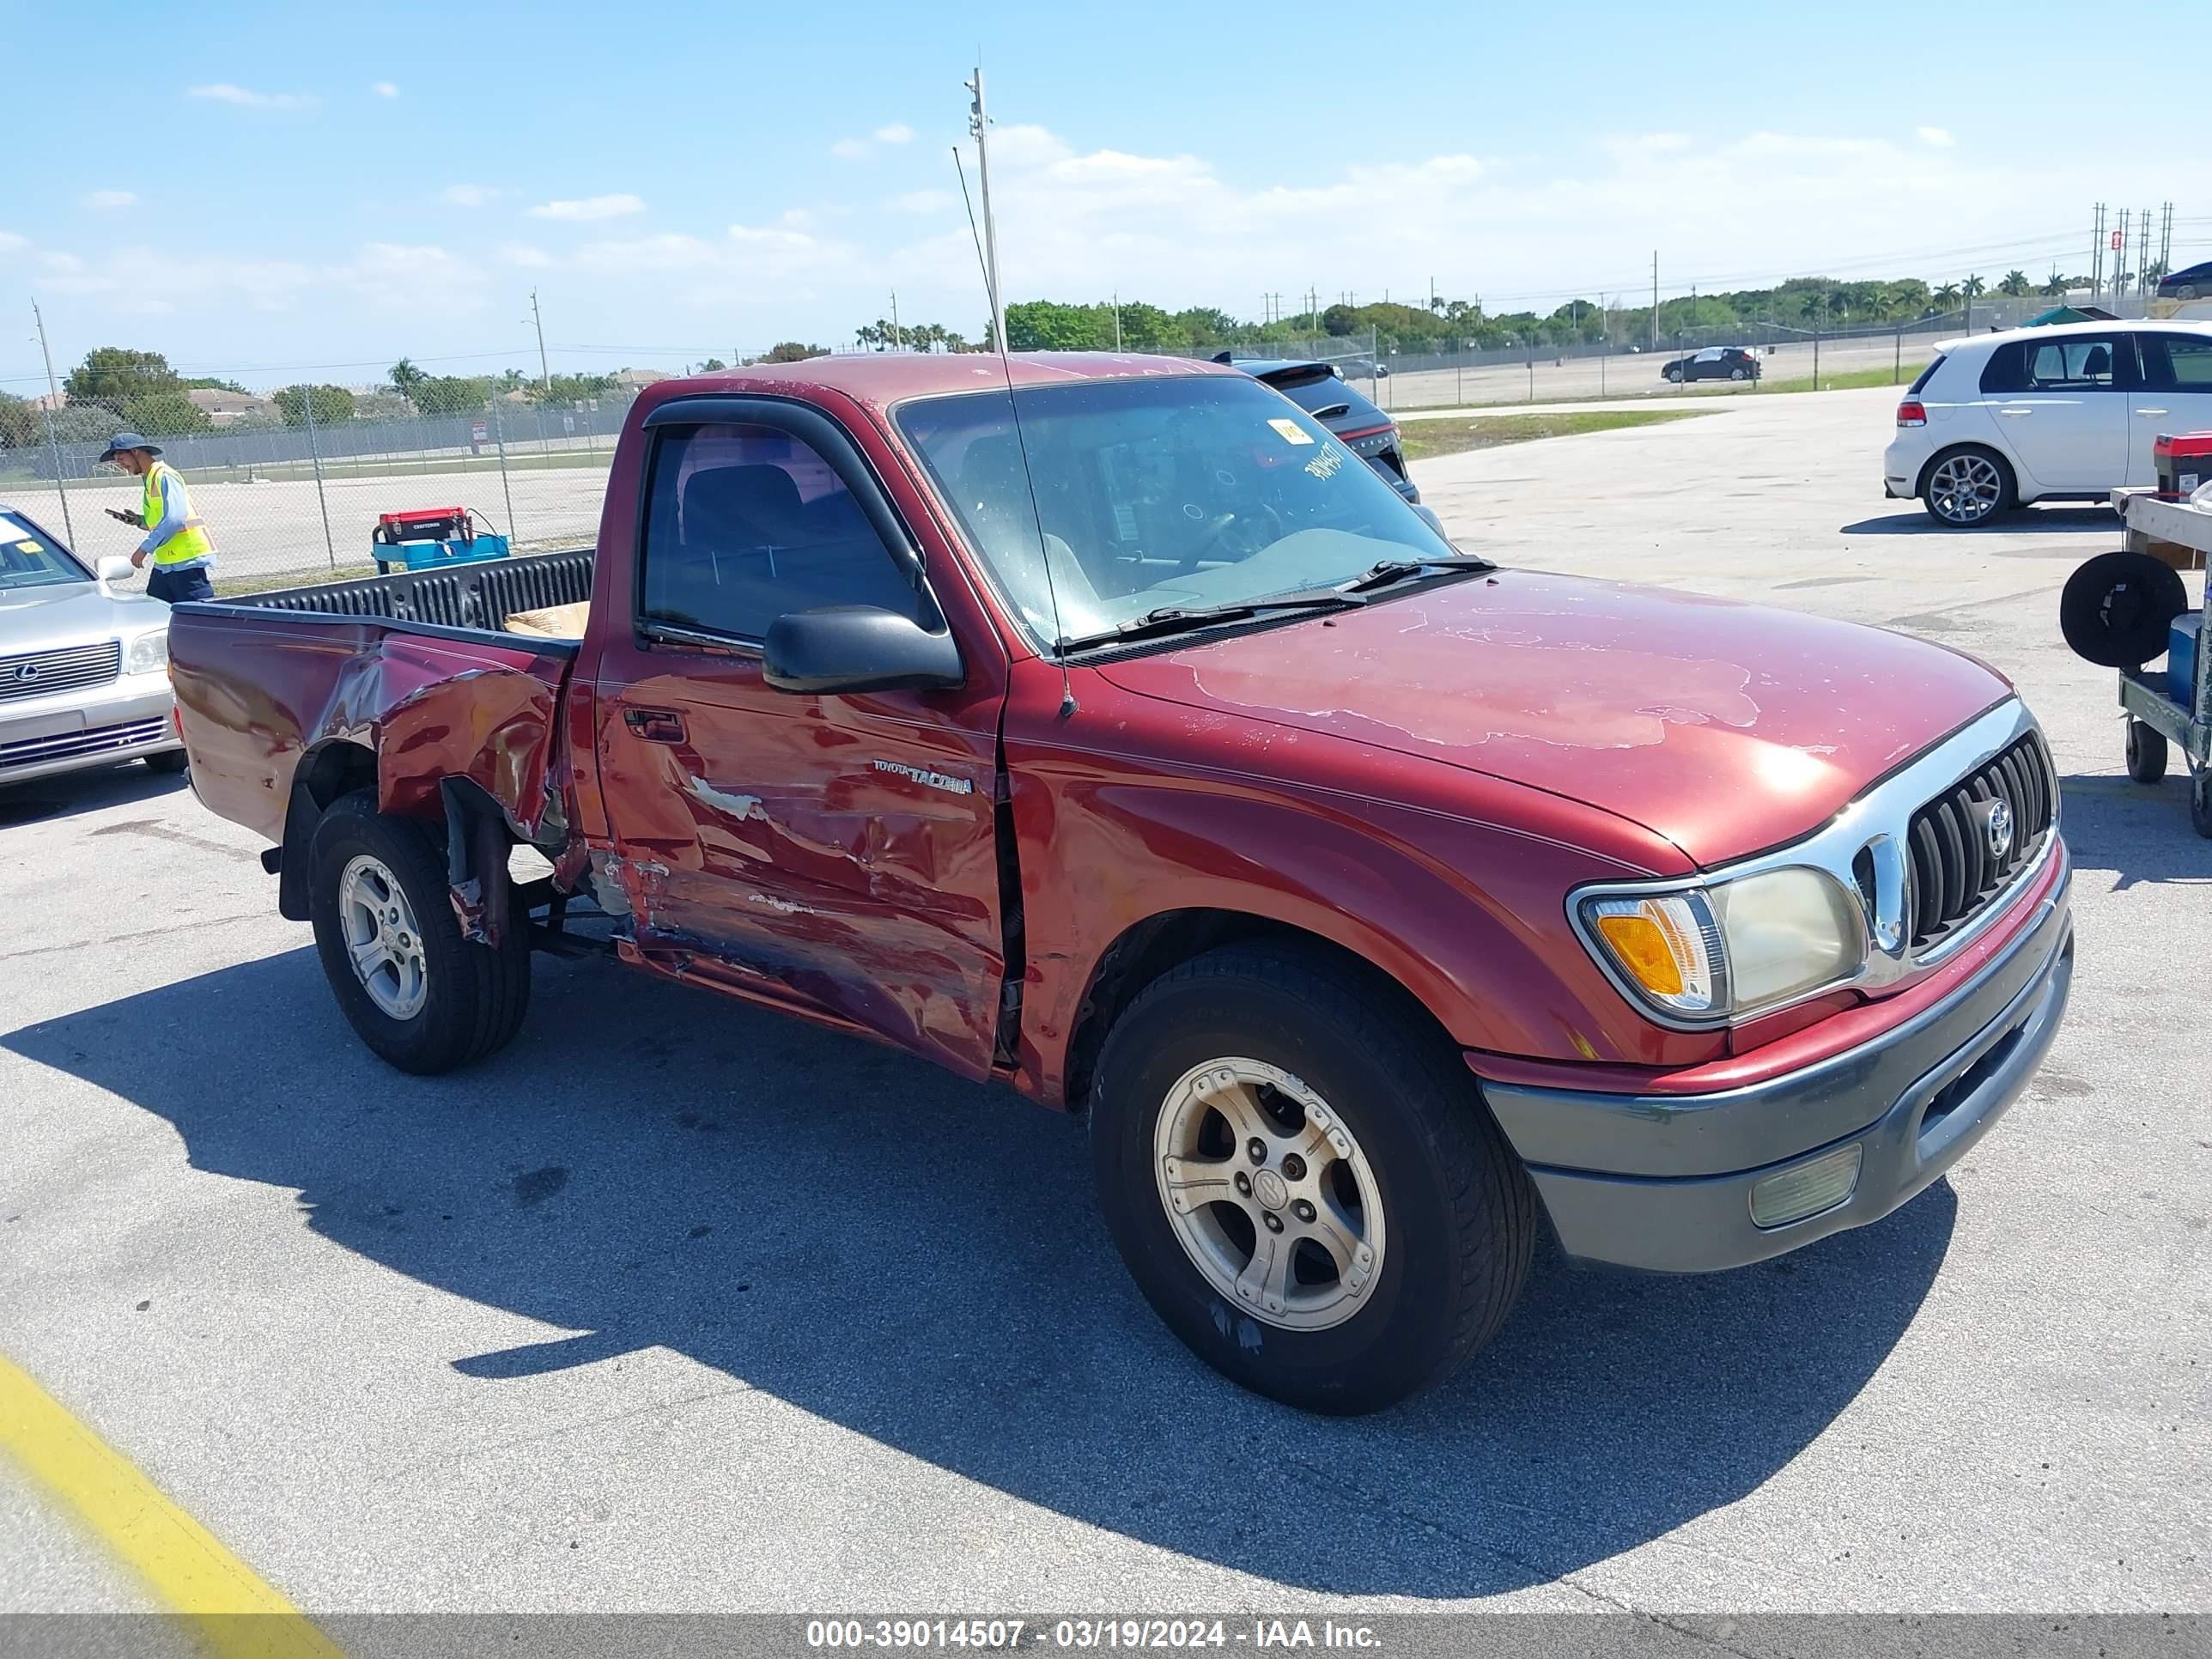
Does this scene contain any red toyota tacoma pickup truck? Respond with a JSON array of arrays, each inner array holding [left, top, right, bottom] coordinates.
[[169, 354, 2074, 1413]]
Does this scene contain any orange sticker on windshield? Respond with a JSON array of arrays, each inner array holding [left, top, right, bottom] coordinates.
[[1267, 418, 1315, 445]]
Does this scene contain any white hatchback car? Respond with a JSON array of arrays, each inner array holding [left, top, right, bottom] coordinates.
[[1883, 319, 2212, 526]]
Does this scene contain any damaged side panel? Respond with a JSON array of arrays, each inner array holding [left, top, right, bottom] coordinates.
[[167, 606, 575, 867], [592, 665, 1010, 1082]]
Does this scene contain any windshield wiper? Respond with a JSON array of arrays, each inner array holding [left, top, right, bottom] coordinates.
[[1057, 589, 1364, 653], [1340, 553, 1495, 594]]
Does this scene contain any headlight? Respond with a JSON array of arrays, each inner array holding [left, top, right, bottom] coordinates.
[[1578, 866, 1864, 1024], [126, 631, 167, 676]]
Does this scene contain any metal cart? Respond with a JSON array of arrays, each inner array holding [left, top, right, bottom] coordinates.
[[2109, 487, 2212, 836], [369, 507, 511, 575]]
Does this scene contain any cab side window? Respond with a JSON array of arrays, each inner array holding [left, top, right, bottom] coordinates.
[[637, 422, 925, 641]]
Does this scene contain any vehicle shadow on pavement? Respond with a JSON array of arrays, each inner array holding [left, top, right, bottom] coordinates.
[[5, 949, 1953, 1597], [2052, 771, 2212, 889], [1839, 507, 2118, 537], [0, 763, 187, 828]]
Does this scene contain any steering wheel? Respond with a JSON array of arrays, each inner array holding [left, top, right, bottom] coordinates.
[[1189, 501, 1282, 564]]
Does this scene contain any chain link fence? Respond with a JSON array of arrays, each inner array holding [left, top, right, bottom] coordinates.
[[0, 292, 2151, 590]]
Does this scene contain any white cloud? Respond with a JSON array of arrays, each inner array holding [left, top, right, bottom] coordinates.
[[498, 242, 554, 269], [873, 124, 915, 145], [371, 81, 400, 99], [892, 189, 953, 215], [187, 82, 314, 110], [441, 183, 496, 208], [0, 230, 26, 254], [83, 190, 137, 210], [830, 137, 870, 161], [1916, 125, 1955, 148], [568, 221, 857, 306], [528, 192, 647, 222]]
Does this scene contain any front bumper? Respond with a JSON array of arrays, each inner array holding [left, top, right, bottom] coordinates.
[[0, 675, 180, 786], [1480, 866, 2073, 1272]]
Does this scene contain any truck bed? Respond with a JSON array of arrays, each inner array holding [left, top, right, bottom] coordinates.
[[168, 548, 594, 848], [219, 546, 595, 641]]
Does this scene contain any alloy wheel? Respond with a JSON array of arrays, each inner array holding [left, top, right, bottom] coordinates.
[[1153, 1058, 1385, 1331], [1928, 453, 2004, 525], [337, 854, 429, 1020]]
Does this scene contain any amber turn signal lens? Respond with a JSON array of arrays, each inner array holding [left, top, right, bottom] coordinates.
[[1595, 911, 1686, 996]]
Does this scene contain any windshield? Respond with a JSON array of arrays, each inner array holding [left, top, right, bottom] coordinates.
[[896, 374, 1452, 648], [0, 514, 91, 592]]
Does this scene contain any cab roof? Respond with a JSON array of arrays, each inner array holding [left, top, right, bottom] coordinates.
[[642, 349, 1239, 414]]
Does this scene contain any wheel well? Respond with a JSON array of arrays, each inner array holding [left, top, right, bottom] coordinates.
[[1915, 441, 2015, 500], [1060, 908, 1452, 1115], [276, 741, 378, 920]]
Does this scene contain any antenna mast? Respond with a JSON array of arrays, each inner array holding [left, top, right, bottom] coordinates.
[[968, 65, 1007, 352]]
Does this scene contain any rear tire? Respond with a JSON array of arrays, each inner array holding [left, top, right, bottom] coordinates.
[[143, 750, 189, 775], [1090, 944, 1535, 1415], [1729, 366, 1748, 380], [2126, 720, 2169, 784], [309, 789, 531, 1074], [1922, 446, 2015, 527], [2192, 769, 2212, 840]]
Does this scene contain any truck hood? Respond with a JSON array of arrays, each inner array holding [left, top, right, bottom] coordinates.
[[0, 580, 168, 655], [1092, 569, 2010, 868]]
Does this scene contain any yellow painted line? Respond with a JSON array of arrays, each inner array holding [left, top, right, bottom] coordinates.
[[0, 1352, 346, 1659]]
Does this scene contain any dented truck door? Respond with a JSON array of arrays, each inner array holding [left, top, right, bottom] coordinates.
[[591, 401, 1011, 1080]]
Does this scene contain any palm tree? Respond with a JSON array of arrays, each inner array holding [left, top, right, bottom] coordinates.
[[1998, 270, 2030, 297], [1962, 274, 1986, 299], [2040, 270, 2068, 297], [1934, 281, 1961, 307], [388, 356, 426, 395]]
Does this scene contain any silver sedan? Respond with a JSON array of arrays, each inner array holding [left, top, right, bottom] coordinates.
[[0, 503, 186, 786]]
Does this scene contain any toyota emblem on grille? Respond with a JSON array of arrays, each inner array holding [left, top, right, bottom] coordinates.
[[10, 663, 37, 684], [1984, 798, 2014, 860]]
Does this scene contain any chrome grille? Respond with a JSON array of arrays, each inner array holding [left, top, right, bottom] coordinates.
[[0, 715, 170, 771], [0, 639, 122, 704], [1905, 732, 2056, 951]]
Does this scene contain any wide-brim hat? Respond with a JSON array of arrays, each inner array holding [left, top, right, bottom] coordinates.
[[97, 431, 161, 462]]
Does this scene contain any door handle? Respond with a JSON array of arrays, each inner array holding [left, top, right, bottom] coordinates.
[[1997, 407, 2033, 417], [2136, 408, 2170, 417], [623, 707, 687, 744]]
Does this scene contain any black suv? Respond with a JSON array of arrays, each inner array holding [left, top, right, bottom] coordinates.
[[1215, 356, 1419, 500], [1662, 346, 1762, 383]]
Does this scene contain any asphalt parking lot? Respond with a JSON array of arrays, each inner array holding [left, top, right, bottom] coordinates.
[[3, 385, 2207, 1620]]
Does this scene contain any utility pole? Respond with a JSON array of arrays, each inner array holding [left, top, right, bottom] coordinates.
[[2092, 203, 2106, 305], [1112, 289, 1121, 351], [2160, 201, 2174, 280], [2139, 206, 2152, 307], [1650, 252, 1659, 352], [29, 300, 76, 548], [528, 289, 551, 395], [890, 289, 902, 350], [966, 66, 1007, 356]]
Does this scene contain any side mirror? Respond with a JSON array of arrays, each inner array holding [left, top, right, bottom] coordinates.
[[763, 605, 963, 696], [95, 556, 133, 590], [1413, 505, 1449, 538]]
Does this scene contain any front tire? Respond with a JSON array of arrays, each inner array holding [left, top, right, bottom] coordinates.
[[143, 750, 189, 775], [2193, 769, 2212, 840], [1922, 446, 2015, 527], [1090, 945, 1535, 1414], [309, 790, 531, 1074], [1729, 366, 1748, 380]]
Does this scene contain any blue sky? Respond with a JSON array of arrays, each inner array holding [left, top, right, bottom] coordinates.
[[3, 0, 2204, 390]]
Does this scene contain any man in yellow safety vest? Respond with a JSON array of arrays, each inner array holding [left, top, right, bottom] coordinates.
[[98, 431, 217, 604]]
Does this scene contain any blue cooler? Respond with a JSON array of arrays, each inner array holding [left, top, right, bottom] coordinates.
[[2172, 613, 2203, 706]]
